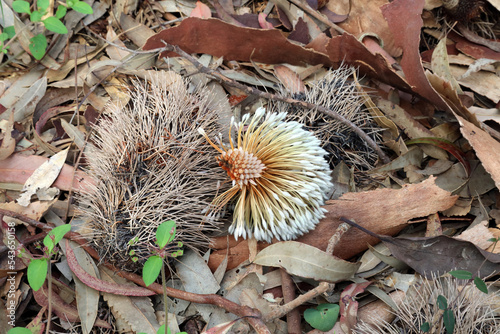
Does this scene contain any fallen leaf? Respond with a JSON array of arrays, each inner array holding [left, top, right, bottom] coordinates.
[[143, 17, 331, 66], [253, 242, 360, 283], [457, 115, 500, 190], [340, 218, 500, 279], [190, 1, 212, 18], [17, 148, 69, 207], [100, 267, 160, 333], [65, 239, 155, 296], [339, 281, 371, 334], [0, 153, 94, 192]]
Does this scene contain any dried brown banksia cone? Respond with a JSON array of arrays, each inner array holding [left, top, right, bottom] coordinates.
[[199, 108, 333, 242], [77, 72, 228, 270], [270, 65, 382, 174]]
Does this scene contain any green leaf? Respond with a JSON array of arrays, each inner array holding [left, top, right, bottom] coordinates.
[[488, 237, 499, 242], [42, 16, 68, 34], [70, 1, 93, 14], [29, 34, 47, 60], [27, 258, 48, 291], [156, 325, 171, 334], [156, 220, 176, 249], [30, 11, 42, 22], [303, 303, 339, 332], [4, 26, 16, 39], [437, 295, 448, 310], [55, 5, 67, 19], [7, 328, 33, 334], [443, 309, 455, 334], [12, 0, 31, 14], [37, 0, 50, 11], [474, 277, 488, 294], [0, 33, 8, 42], [448, 270, 472, 280], [142, 256, 162, 286], [420, 322, 430, 332], [43, 224, 71, 254]]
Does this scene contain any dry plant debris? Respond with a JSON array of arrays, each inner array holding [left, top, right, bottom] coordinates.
[[1, 0, 500, 333]]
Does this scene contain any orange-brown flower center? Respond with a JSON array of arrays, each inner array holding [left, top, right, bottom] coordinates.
[[217, 148, 266, 187]]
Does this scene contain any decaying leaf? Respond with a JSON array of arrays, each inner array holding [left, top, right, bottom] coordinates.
[[340, 281, 372, 334], [17, 148, 69, 207], [65, 240, 155, 296], [100, 267, 160, 333], [457, 115, 500, 190], [254, 241, 360, 283], [0, 110, 15, 161], [340, 218, 500, 279]]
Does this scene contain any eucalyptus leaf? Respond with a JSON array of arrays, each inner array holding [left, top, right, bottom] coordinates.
[[253, 241, 360, 282]]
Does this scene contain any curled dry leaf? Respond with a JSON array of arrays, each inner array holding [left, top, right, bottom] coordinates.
[[17, 148, 69, 207], [33, 282, 111, 328], [340, 281, 372, 334], [65, 240, 155, 296], [0, 110, 15, 161]]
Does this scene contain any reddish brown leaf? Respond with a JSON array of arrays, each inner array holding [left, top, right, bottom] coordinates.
[[143, 18, 332, 66], [65, 240, 156, 296], [0, 154, 94, 192], [381, 0, 451, 112], [33, 282, 111, 328], [340, 281, 372, 334]]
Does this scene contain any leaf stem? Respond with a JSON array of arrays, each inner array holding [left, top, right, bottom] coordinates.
[[161, 260, 168, 334]]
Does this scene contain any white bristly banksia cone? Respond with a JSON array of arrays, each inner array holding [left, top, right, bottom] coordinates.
[[199, 107, 333, 242]]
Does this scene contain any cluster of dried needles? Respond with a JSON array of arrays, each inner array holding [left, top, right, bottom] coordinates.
[[199, 107, 333, 242], [78, 73, 228, 270], [271, 65, 382, 174]]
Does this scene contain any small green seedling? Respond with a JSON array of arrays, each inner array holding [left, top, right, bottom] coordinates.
[[8, 224, 71, 334], [139, 220, 184, 334], [10, 0, 93, 59], [421, 269, 490, 333], [27, 224, 71, 291], [304, 303, 340, 332], [139, 325, 187, 334]]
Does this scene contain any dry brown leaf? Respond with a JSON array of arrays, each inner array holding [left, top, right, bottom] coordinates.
[[0, 110, 15, 161], [382, 0, 451, 113], [334, 0, 402, 57], [455, 221, 494, 250], [0, 153, 94, 192], [457, 115, 500, 190], [143, 17, 331, 66]]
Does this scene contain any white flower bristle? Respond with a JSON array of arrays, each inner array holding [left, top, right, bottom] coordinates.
[[200, 109, 332, 242]]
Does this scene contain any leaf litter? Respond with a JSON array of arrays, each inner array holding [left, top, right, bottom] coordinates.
[[2, 0, 500, 333]]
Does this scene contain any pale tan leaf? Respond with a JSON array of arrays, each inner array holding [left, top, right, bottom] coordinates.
[[100, 267, 160, 333], [17, 148, 70, 207], [0, 110, 15, 160], [254, 241, 360, 283], [431, 38, 462, 93], [455, 221, 494, 250], [457, 115, 500, 190], [450, 65, 500, 104]]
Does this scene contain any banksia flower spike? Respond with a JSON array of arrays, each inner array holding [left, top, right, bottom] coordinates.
[[199, 107, 333, 242]]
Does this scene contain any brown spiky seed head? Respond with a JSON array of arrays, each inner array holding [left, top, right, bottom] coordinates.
[[77, 72, 228, 270], [199, 107, 333, 242]]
